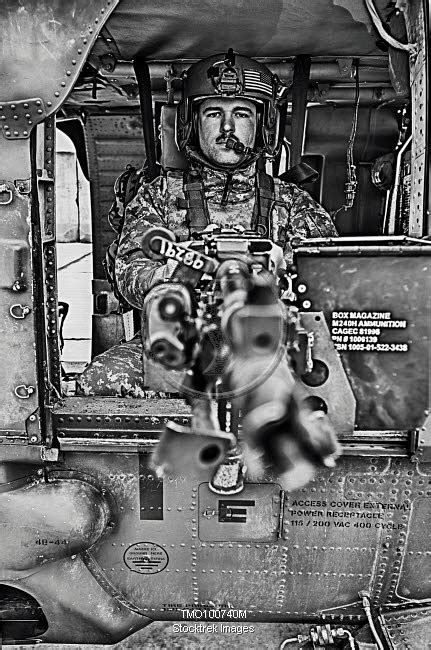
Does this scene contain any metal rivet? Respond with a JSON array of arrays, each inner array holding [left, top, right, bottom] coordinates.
[[302, 300, 311, 309], [61, 82, 66, 87], [28, 120, 32, 125], [25, 113, 30, 118], [23, 130, 28, 136], [11, 104, 15, 109], [13, 115, 18, 120], [54, 92, 60, 97], [13, 131, 19, 136], [77, 49, 82, 55], [37, 109, 43, 114], [72, 59, 77, 64], [23, 103, 29, 108], [47, 101, 52, 107]]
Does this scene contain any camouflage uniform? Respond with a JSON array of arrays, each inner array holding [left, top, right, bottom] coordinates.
[[77, 165, 337, 396]]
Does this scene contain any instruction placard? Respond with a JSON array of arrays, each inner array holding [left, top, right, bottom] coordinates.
[[330, 311, 408, 353]]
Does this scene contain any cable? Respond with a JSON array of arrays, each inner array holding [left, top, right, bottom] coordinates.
[[279, 636, 306, 648], [359, 592, 385, 650], [337, 629, 356, 650], [332, 59, 360, 218], [364, 0, 417, 57]]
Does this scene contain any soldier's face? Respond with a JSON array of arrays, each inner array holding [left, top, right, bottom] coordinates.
[[197, 97, 257, 167]]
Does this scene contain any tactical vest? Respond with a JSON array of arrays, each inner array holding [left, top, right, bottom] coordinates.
[[104, 166, 276, 307]]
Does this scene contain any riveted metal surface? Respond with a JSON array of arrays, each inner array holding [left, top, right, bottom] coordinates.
[[36, 119, 61, 394], [52, 396, 191, 438], [0, 1, 120, 127], [0, 99, 45, 140], [0, 139, 38, 434], [198, 483, 280, 542], [397, 497, 431, 600], [2, 447, 427, 634], [54, 451, 200, 618], [85, 115, 146, 279], [196, 539, 289, 615], [281, 462, 379, 616], [405, 0, 428, 236], [344, 457, 431, 607], [409, 61, 427, 237], [411, 68, 426, 160], [381, 605, 431, 650], [296, 250, 431, 430]]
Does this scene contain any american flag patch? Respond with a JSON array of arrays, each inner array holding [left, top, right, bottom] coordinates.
[[243, 69, 273, 96]]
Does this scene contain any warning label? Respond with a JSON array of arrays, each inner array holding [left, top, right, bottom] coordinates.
[[287, 499, 409, 531], [330, 311, 409, 353], [124, 542, 169, 574]]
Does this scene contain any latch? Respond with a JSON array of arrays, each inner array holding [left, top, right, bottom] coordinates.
[[276, 490, 285, 538], [14, 384, 35, 399], [41, 446, 59, 462], [0, 181, 14, 205], [37, 168, 54, 183], [10, 304, 31, 319], [415, 413, 431, 462], [15, 179, 31, 195], [218, 499, 255, 523]]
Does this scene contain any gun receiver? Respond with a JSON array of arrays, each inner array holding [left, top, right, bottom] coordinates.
[[141, 227, 340, 492]]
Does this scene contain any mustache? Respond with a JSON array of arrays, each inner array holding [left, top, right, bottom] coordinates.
[[216, 133, 240, 145]]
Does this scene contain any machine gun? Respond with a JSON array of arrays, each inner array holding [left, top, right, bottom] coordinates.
[[141, 227, 340, 493]]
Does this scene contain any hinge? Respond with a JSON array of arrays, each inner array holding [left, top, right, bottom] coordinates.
[[415, 412, 431, 462], [277, 490, 285, 538]]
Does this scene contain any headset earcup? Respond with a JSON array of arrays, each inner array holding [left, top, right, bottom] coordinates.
[[263, 107, 281, 156]]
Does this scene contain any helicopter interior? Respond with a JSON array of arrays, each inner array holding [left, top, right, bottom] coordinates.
[[52, 0, 415, 374]]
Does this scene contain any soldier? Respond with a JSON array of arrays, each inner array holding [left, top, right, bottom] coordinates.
[[78, 50, 338, 397]]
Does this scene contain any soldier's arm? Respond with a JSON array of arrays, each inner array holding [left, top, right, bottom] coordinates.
[[277, 181, 338, 239], [115, 180, 176, 309]]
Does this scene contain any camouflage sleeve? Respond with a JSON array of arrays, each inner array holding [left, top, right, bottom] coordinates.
[[115, 177, 177, 309], [277, 181, 338, 239]]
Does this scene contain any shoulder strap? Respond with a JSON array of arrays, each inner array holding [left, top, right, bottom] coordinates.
[[109, 165, 142, 234], [251, 169, 275, 237], [104, 165, 143, 310], [176, 170, 210, 234]]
